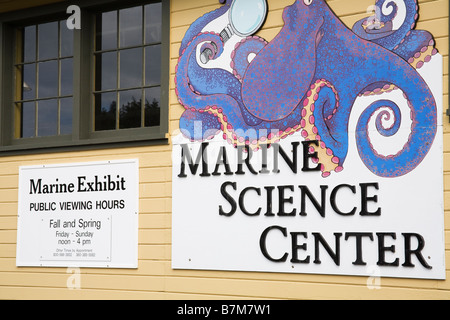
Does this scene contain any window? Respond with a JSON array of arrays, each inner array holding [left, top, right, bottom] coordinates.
[[94, 3, 162, 131], [0, 0, 169, 154], [15, 20, 74, 138]]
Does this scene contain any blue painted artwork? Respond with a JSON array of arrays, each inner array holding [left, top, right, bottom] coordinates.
[[175, 0, 439, 178]]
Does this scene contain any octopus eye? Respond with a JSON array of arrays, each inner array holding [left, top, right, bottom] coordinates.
[[303, 0, 313, 5]]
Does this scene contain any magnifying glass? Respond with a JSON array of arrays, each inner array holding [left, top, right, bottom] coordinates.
[[200, 0, 268, 64]]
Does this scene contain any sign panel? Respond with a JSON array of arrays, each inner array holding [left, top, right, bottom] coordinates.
[[38, 214, 112, 262], [17, 159, 139, 268], [172, 0, 445, 279]]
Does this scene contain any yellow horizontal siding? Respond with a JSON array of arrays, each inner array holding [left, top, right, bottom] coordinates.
[[0, 0, 449, 300]]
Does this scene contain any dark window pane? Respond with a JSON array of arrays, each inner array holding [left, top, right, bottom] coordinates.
[[95, 52, 117, 91], [145, 45, 161, 86], [21, 102, 36, 138], [60, 58, 73, 96], [120, 48, 142, 89], [16, 19, 78, 139], [96, 11, 117, 51], [145, 87, 160, 127], [145, 3, 162, 44], [95, 92, 117, 131], [38, 22, 58, 60], [92, 3, 163, 133], [60, 21, 74, 57], [119, 89, 142, 129], [22, 63, 36, 101], [60, 97, 73, 135], [23, 26, 36, 62], [119, 6, 142, 48], [38, 99, 58, 137], [38, 60, 58, 98]]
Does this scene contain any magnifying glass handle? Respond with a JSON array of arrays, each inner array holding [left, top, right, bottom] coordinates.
[[200, 40, 221, 64], [220, 25, 233, 43], [200, 25, 232, 64], [200, 48, 214, 64], [200, 0, 267, 64]]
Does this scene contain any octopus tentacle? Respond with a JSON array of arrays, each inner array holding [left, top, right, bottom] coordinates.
[[179, 109, 222, 142], [230, 36, 268, 81], [179, 0, 232, 56], [301, 79, 343, 177], [194, 79, 343, 178], [352, 0, 438, 98], [356, 100, 404, 176], [356, 78, 436, 177], [352, 0, 438, 67], [352, 0, 419, 51], [176, 33, 252, 141], [403, 36, 439, 69], [357, 38, 438, 97]]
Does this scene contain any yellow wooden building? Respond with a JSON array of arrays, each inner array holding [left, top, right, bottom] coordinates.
[[0, 0, 449, 299]]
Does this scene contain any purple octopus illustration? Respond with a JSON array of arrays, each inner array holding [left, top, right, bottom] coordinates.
[[174, 0, 439, 178]]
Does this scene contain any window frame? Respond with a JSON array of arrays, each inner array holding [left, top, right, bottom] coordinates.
[[0, 0, 169, 155], [14, 20, 75, 139]]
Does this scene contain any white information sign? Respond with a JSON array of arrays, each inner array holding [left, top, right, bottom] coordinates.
[[172, 58, 445, 280], [16, 159, 139, 268]]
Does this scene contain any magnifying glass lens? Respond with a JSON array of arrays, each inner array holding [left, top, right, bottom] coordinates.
[[230, 0, 267, 36], [200, 0, 268, 64]]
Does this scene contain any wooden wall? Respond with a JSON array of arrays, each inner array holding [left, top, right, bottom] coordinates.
[[0, 0, 449, 299]]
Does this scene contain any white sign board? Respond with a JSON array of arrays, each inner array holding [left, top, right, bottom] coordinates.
[[172, 57, 445, 280], [16, 159, 139, 268]]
